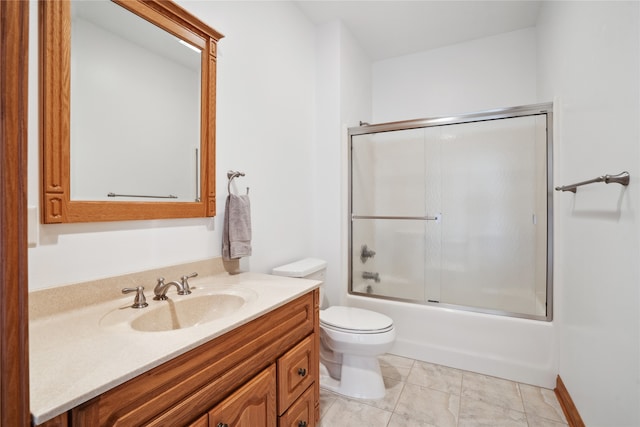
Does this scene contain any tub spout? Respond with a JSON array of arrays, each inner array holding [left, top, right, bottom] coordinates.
[[362, 271, 380, 283]]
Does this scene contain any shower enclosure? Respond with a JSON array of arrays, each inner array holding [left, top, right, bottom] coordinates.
[[349, 103, 553, 320]]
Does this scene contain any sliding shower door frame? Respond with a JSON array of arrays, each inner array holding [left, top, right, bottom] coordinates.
[[348, 102, 554, 321]]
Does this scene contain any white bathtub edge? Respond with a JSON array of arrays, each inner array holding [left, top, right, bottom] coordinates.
[[347, 295, 558, 389]]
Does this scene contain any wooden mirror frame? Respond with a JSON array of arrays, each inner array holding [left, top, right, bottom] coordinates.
[[40, 0, 223, 223]]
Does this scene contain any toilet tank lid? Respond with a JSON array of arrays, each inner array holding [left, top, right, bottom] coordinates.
[[272, 258, 327, 277]]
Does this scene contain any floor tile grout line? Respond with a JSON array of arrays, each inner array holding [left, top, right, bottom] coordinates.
[[319, 390, 338, 424], [515, 382, 530, 427], [457, 370, 466, 426], [380, 357, 413, 426], [388, 377, 407, 420]]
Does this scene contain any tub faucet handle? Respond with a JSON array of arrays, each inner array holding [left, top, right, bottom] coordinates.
[[360, 244, 376, 263]]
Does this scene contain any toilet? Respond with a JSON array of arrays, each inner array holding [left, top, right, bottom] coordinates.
[[272, 258, 395, 400]]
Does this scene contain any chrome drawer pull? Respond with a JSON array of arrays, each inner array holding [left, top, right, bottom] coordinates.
[[217, 423, 229, 427], [298, 421, 307, 427], [297, 368, 307, 377]]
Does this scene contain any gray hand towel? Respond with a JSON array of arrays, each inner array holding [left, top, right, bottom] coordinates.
[[222, 194, 252, 260]]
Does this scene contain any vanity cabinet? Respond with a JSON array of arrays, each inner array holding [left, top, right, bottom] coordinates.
[[36, 290, 319, 427]]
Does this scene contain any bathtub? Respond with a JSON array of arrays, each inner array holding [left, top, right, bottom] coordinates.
[[346, 293, 557, 388]]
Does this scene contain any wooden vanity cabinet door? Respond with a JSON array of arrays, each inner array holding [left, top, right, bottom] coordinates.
[[34, 413, 68, 427], [188, 413, 208, 427], [278, 385, 315, 427], [208, 365, 277, 427], [276, 335, 314, 415]]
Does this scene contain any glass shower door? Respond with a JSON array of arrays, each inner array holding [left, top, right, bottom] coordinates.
[[351, 128, 431, 302], [349, 105, 551, 320], [436, 116, 547, 316]]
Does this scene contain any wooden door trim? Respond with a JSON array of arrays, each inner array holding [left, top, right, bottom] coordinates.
[[0, 1, 31, 425], [555, 375, 585, 427]]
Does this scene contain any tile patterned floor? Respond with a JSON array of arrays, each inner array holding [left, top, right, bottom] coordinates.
[[318, 354, 568, 427]]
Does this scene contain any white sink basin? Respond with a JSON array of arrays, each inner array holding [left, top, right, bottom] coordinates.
[[100, 287, 258, 332]]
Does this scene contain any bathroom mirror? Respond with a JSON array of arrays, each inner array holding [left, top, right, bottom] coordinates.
[[40, 0, 223, 223]]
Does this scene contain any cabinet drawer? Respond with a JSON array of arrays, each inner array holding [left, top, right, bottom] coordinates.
[[277, 335, 314, 415], [209, 365, 277, 427], [278, 385, 315, 427]]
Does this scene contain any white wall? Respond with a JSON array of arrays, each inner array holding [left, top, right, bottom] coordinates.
[[28, 1, 318, 290], [314, 21, 371, 307], [372, 27, 537, 122], [537, 2, 640, 425]]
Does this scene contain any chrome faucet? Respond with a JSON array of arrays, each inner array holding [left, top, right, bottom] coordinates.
[[153, 277, 187, 300], [362, 271, 380, 283]]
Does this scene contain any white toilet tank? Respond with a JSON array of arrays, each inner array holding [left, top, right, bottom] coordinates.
[[272, 258, 327, 281]]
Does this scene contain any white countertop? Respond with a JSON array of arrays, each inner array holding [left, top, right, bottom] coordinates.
[[29, 272, 319, 425]]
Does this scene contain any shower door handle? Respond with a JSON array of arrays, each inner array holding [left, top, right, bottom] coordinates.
[[352, 214, 442, 221]]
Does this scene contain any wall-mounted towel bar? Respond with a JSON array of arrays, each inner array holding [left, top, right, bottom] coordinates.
[[555, 171, 630, 193], [107, 192, 178, 199], [352, 214, 441, 221], [227, 170, 248, 195]]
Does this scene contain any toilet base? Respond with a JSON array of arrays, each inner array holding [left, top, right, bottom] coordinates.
[[319, 354, 386, 400]]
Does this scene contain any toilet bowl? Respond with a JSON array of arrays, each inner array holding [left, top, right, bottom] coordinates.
[[272, 258, 395, 400]]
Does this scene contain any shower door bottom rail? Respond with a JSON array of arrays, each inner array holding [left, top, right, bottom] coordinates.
[[352, 214, 440, 221]]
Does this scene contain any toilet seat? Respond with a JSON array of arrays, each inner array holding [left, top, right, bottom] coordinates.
[[320, 306, 394, 334]]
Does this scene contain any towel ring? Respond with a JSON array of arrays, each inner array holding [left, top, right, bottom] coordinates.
[[227, 170, 248, 195]]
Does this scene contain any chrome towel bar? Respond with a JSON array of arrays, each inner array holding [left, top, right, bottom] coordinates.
[[352, 214, 440, 221], [107, 192, 177, 199], [555, 171, 630, 193]]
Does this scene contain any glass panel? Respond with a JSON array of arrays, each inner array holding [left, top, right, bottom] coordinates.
[[70, 1, 201, 201], [437, 116, 546, 316], [351, 129, 426, 217], [352, 218, 426, 301], [424, 126, 443, 302]]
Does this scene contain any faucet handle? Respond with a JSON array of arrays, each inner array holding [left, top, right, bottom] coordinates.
[[180, 272, 198, 294], [360, 244, 376, 263], [122, 286, 148, 309], [155, 277, 166, 291]]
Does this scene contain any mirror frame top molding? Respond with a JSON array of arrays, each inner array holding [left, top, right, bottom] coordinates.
[[40, 0, 223, 223]]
